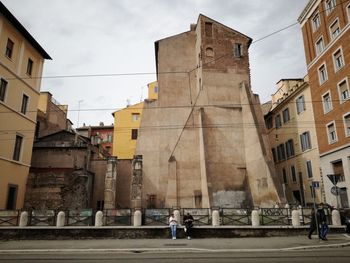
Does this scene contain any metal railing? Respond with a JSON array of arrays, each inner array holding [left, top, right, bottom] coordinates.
[[0, 207, 334, 227]]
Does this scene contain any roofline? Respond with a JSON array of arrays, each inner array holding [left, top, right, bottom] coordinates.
[[76, 125, 114, 130], [111, 101, 144, 116], [298, 0, 317, 24], [0, 1, 52, 59], [197, 14, 253, 46], [276, 78, 304, 84]]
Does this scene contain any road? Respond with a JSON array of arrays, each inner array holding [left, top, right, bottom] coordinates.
[[1, 248, 350, 263]]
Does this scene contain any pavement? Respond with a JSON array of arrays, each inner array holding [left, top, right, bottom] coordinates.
[[0, 234, 349, 254]]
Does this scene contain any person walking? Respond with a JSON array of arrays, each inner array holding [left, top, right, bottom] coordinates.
[[183, 213, 194, 240], [169, 213, 178, 240], [318, 203, 329, 240], [308, 207, 317, 239]]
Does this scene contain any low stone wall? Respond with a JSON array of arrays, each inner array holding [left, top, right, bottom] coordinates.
[[0, 226, 346, 240]]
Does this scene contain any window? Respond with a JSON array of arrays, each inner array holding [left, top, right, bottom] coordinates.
[[0, 78, 8, 102], [107, 134, 113, 142], [285, 139, 295, 158], [307, 161, 313, 178], [318, 64, 328, 84], [132, 113, 140, 121], [312, 12, 321, 31], [277, 144, 286, 161], [5, 38, 14, 59], [343, 113, 350, 136], [296, 95, 306, 114], [131, 129, 138, 140], [322, 92, 333, 113], [154, 86, 158, 93], [329, 19, 340, 40], [21, 94, 29, 114], [333, 49, 344, 71], [291, 166, 297, 183], [300, 131, 312, 151], [282, 108, 290, 123], [315, 37, 325, 55], [105, 146, 111, 154], [327, 122, 337, 143], [205, 47, 214, 57], [338, 79, 349, 103], [233, 43, 242, 57], [205, 22, 212, 37], [348, 4, 350, 22], [26, 58, 33, 75], [275, 114, 282, 129], [325, 0, 336, 14], [271, 148, 277, 162], [282, 169, 288, 184], [6, 185, 18, 210], [265, 116, 273, 129], [13, 135, 23, 161], [310, 185, 315, 198]]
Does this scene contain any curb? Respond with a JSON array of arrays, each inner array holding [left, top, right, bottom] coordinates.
[[1, 241, 350, 254]]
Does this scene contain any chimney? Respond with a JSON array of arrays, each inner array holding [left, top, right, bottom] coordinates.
[[190, 23, 196, 31]]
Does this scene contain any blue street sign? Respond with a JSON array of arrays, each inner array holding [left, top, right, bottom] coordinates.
[[312, 181, 320, 188]]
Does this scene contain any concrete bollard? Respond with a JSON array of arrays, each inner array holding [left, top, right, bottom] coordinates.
[[56, 211, 65, 227], [133, 210, 142, 227], [292, 210, 300, 226], [95, 211, 103, 227], [332, 209, 341, 226], [212, 210, 220, 226], [19, 211, 28, 227], [173, 210, 181, 225], [251, 210, 260, 227]]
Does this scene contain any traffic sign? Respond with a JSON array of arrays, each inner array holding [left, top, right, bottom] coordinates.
[[327, 174, 341, 185]]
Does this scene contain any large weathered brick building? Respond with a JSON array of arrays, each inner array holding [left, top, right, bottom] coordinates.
[[135, 15, 284, 209]]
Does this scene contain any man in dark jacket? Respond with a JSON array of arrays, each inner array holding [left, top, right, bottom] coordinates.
[[308, 203, 328, 240], [183, 213, 194, 240]]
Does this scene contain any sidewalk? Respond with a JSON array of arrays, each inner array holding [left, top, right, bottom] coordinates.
[[0, 234, 349, 253]]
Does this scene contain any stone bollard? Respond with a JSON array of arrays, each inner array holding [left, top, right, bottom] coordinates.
[[332, 209, 341, 226], [56, 211, 65, 227], [173, 210, 181, 225], [19, 211, 28, 227], [133, 210, 142, 227], [212, 210, 220, 226], [284, 204, 290, 209], [251, 210, 260, 227], [292, 210, 300, 226], [95, 211, 103, 227]]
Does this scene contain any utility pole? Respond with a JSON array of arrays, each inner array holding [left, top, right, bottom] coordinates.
[[77, 99, 83, 128]]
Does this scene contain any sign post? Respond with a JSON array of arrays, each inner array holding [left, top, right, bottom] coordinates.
[[312, 181, 320, 239]]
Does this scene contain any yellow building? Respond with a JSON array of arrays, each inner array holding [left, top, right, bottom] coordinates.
[[147, 81, 158, 101], [112, 102, 144, 159], [112, 82, 158, 159], [0, 2, 51, 209]]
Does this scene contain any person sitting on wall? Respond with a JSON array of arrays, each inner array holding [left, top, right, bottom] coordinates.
[[183, 212, 194, 240]]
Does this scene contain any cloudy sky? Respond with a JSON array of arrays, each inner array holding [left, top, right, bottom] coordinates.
[[3, 0, 309, 127]]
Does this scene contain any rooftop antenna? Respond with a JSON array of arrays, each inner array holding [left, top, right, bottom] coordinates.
[[140, 86, 144, 102], [126, 98, 131, 107]]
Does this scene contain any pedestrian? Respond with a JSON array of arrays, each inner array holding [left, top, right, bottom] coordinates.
[[169, 213, 177, 240], [318, 203, 329, 241], [308, 207, 317, 239], [183, 212, 194, 240]]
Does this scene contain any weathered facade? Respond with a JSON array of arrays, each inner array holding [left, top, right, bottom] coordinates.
[[298, 0, 350, 207], [24, 131, 107, 210], [135, 15, 284, 209]]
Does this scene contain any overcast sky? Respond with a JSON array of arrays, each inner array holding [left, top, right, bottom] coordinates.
[[2, 0, 309, 128]]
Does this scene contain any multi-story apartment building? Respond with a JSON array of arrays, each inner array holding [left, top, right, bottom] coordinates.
[[76, 123, 114, 155], [265, 78, 323, 206], [112, 102, 144, 159], [298, 0, 350, 207], [0, 2, 51, 209]]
